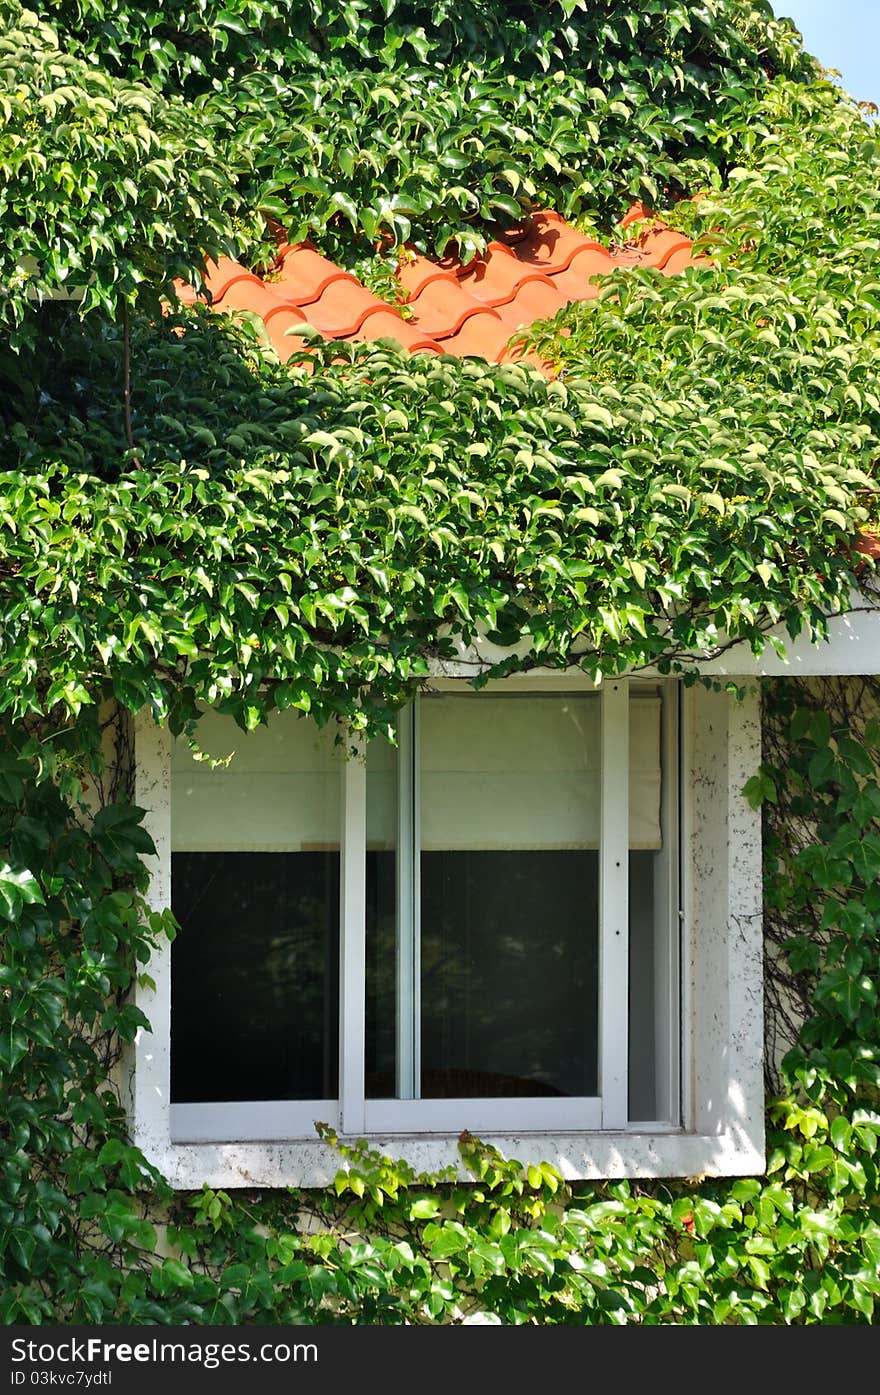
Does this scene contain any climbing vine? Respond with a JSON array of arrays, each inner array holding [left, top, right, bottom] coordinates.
[[1, 0, 879, 1326], [1, 0, 810, 330], [1, 679, 879, 1324]]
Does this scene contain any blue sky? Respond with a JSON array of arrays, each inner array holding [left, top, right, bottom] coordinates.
[[774, 1, 879, 102]]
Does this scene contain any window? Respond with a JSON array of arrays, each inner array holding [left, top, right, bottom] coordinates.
[[129, 676, 766, 1187]]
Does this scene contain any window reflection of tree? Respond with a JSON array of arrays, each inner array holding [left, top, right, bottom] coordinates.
[[365, 851, 396, 1097]]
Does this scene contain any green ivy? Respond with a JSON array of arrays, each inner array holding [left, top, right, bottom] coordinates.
[[0, 5, 266, 336], [1, 0, 880, 1327], [1, 0, 811, 307], [0, 313, 872, 741]]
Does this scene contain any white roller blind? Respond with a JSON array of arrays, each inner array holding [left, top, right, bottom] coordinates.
[[419, 693, 661, 851], [172, 693, 662, 854], [366, 732, 397, 852], [171, 708, 342, 851], [630, 696, 663, 851]]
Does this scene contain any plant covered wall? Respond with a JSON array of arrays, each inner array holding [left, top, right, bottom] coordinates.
[[2, 0, 811, 317], [0, 0, 879, 1323], [1, 681, 879, 1325]]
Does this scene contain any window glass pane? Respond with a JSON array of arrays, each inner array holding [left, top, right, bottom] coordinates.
[[170, 711, 341, 1103], [365, 731, 397, 1098], [628, 687, 677, 1123], [420, 693, 600, 1098], [629, 850, 658, 1120], [421, 694, 661, 849], [171, 708, 340, 851]]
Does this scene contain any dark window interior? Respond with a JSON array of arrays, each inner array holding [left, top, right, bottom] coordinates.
[[171, 851, 339, 1103], [420, 850, 598, 1098], [366, 850, 599, 1099], [172, 839, 661, 1108]]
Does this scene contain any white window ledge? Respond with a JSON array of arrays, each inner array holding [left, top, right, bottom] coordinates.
[[129, 1129, 765, 1192]]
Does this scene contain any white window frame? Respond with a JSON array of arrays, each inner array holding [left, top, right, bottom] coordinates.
[[363, 684, 623, 1137], [125, 674, 766, 1188]]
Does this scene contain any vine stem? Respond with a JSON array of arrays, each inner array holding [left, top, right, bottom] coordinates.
[[121, 298, 142, 470]]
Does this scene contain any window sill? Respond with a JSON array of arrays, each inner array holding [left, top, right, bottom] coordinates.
[[132, 1124, 765, 1190]]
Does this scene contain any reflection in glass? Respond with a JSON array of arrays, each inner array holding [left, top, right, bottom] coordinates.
[[420, 850, 598, 1097], [628, 686, 674, 1123], [365, 731, 398, 1098], [628, 851, 657, 1120]]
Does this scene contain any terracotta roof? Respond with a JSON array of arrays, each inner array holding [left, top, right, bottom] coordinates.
[[855, 532, 880, 561], [174, 203, 703, 368]]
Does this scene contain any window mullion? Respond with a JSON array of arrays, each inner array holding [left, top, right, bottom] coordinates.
[[600, 679, 629, 1128], [339, 734, 366, 1133], [396, 702, 419, 1099]]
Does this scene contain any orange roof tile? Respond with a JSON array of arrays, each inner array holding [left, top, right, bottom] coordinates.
[[491, 280, 569, 329], [619, 201, 654, 229], [433, 311, 519, 362], [173, 203, 702, 368], [635, 229, 696, 270], [662, 247, 708, 274], [293, 278, 394, 338], [405, 276, 506, 341], [855, 531, 880, 561], [350, 311, 441, 354], [471, 257, 554, 295], [271, 244, 354, 302]]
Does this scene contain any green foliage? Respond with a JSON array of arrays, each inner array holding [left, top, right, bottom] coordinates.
[[522, 81, 880, 553], [0, 712, 174, 1323], [0, 310, 871, 740], [528, 76, 880, 387], [763, 682, 880, 1100], [0, 5, 265, 337], [2, 27, 875, 736], [1, 0, 880, 1328], [1, 0, 810, 306]]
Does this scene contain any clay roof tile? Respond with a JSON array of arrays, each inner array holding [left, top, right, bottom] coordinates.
[[295, 278, 397, 338], [405, 277, 506, 341], [173, 201, 701, 373], [437, 311, 522, 362], [348, 312, 442, 354], [201, 257, 260, 304], [637, 228, 696, 270], [272, 244, 356, 303]]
